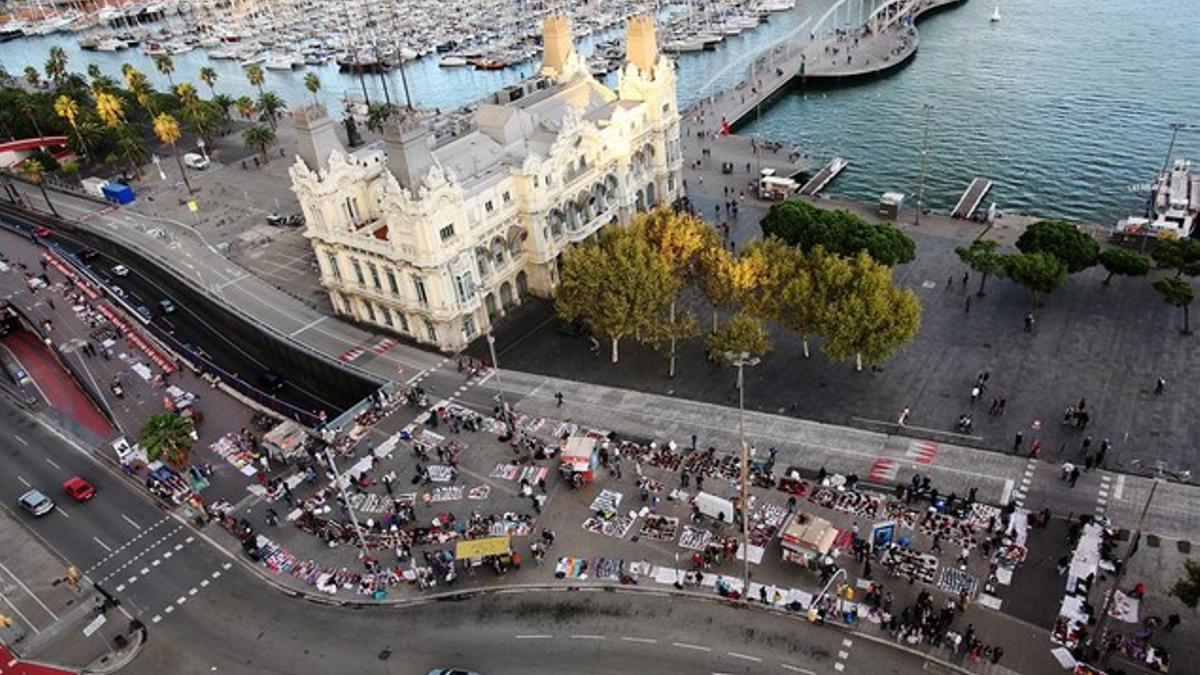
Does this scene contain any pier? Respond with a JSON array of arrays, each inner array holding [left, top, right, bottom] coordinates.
[[951, 177, 993, 219], [798, 156, 848, 196], [684, 0, 967, 132]]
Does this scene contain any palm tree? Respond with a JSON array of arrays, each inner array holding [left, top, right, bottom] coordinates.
[[303, 72, 321, 104], [174, 82, 200, 114], [22, 159, 58, 216], [44, 46, 67, 86], [365, 103, 393, 133], [234, 95, 255, 121], [86, 63, 102, 83], [245, 64, 265, 96], [23, 66, 40, 88], [153, 112, 194, 193], [95, 91, 124, 127], [242, 124, 276, 165], [152, 54, 175, 88], [139, 412, 195, 466], [184, 100, 221, 153], [53, 94, 90, 157], [256, 91, 285, 130], [198, 66, 218, 96], [115, 125, 146, 178], [212, 93, 234, 120], [16, 93, 47, 145]]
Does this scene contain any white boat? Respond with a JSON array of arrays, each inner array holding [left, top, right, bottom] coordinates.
[[238, 51, 266, 67], [990, 6, 1001, 22], [438, 55, 469, 67], [265, 52, 300, 70], [95, 36, 127, 51]]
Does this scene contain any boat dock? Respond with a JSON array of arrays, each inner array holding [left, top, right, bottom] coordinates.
[[951, 177, 993, 219], [799, 157, 847, 196]]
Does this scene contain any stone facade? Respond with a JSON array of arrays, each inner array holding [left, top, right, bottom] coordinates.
[[288, 14, 683, 352]]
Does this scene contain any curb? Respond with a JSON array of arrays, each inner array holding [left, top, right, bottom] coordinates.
[[81, 625, 146, 675]]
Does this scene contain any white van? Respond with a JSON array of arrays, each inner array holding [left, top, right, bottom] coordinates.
[[183, 153, 210, 170]]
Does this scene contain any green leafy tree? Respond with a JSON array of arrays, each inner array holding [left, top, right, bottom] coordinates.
[[779, 245, 837, 358], [1097, 248, 1150, 285], [1151, 238, 1200, 278], [556, 225, 676, 363], [256, 91, 286, 130], [760, 199, 916, 266], [1005, 251, 1067, 305], [198, 66, 218, 96], [242, 124, 277, 165], [139, 412, 195, 466], [21, 158, 58, 217], [635, 208, 720, 377], [955, 238, 1007, 296], [1170, 559, 1200, 608], [696, 244, 740, 333], [821, 251, 921, 371], [706, 311, 771, 361], [1015, 220, 1099, 273], [152, 53, 175, 87], [1154, 277, 1195, 335]]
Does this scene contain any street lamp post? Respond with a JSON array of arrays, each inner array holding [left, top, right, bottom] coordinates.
[[725, 350, 760, 603], [486, 332, 508, 423], [915, 103, 932, 226], [322, 445, 368, 553], [1087, 478, 1160, 665]]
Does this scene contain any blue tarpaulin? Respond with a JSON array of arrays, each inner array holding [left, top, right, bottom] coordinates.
[[101, 183, 134, 204]]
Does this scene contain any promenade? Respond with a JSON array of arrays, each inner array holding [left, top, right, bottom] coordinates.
[[685, 0, 966, 132]]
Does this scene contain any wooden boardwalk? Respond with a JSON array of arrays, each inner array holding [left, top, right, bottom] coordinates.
[[951, 177, 993, 219]]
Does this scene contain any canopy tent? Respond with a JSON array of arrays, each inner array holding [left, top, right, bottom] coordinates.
[[455, 536, 511, 560]]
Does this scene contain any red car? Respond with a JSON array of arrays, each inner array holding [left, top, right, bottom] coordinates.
[[62, 477, 95, 502], [33, 226, 52, 238]]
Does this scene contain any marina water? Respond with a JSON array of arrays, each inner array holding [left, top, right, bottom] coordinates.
[[2, 0, 1198, 223]]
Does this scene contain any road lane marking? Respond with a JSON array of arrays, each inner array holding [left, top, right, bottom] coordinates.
[[0, 560, 58, 621], [162, 551, 172, 559], [151, 615, 161, 624], [151, 559, 161, 567], [127, 576, 137, 584], [1114, 474, 1125, 500], [164, 605, 174, 614], [121, 514, 141, 529], [838, 650, 849, 659], [620, 637, 657, 644], [673, 643, 711, 652], [515, 635, 552, 639], [200, 579, 209, 587], [211, 570, 221, 579], [93, 537, 111, 552], [222, 562, 231, 570], [17, 476, 30, 487], [0, 591, 40, 634], [780, 665, 814, 674], [842, 639, 853, 648], [834, 664, 845, 672], [55, 507, 70, 519], [728, 652, 762, 663], [115, 584, 125, 593], [570, 635, 604, 640], [44, 457, 59, 469], [176, 596, 186, 605], [188, 588, 197, 596], [14, 434, 27, 446]]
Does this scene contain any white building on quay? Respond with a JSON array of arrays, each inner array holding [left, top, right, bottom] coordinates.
[[289, 14, 684, 352]]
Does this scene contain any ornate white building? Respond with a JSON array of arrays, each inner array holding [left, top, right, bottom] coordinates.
[[288, 14, 683, 352]]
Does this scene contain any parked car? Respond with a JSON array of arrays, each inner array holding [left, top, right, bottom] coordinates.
[[18, 489, 55, 516], [111, 264, 130, 277], [183, 153, 210, 170], [63, 477, 96, 502], [110, 286, 126, 298]]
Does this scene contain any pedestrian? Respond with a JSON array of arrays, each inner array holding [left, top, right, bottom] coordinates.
[[964, 296, 972, 313], [1012, 431, 1023, 452], [46, 298, 54, 310], [970, 386, 980, 404], [1155, 376, 1166, 394], [947, 275, 954, 289], [1081, 435, 1092, 455], [1096, 439, 1109, 466], [555, 391, 563, 407], [1029, 438, 1041, 457], [931, 533, 943, 553], [961, 272, 969, 288], [956, 546, 969, 568], [1024, 314, 1034, 332], [690, 433, 698, 452], [1167, 613, 1181, 632], [680, 470, 690, 488], [1084, 454, 1095, 471], [991, 646, 1004, 664], [1068, 467, 1080, 488], [997, 396, 1007, 415]]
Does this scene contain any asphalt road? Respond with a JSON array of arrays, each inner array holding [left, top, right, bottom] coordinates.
[[0, 204, 339, 417]]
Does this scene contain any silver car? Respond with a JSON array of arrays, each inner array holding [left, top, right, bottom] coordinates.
[[19, 489, 55, 517]]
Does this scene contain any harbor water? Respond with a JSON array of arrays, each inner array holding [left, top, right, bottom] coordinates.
[[1, 0, 1198, 223]]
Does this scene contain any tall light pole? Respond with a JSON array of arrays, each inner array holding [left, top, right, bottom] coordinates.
[[322, 445, 368, 553], [914, 103, 932, 226], [1159, 123, 1197, 175], [486, 332, 508, 423], [725, 350, 760, 603]]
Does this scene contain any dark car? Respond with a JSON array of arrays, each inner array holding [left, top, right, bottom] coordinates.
[[78, 248, 100, 262], [259, 371, 285, 393]]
